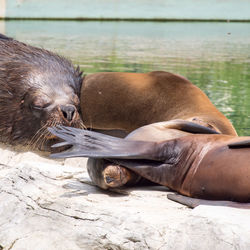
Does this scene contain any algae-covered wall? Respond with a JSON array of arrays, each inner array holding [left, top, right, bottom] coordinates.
[[0, 0, 250, 21]]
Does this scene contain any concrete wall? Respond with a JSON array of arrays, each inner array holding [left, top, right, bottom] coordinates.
[[0, 0, 250, 21]]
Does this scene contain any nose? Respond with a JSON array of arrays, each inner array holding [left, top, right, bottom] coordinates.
[[105, 176, 114, 184], [60, 105, 76, 122]]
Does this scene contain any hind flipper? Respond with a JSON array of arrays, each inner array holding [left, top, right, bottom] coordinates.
[[167, 193, 250, 209]]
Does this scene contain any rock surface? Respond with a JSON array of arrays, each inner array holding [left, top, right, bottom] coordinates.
[[0, 144, 250, 250]]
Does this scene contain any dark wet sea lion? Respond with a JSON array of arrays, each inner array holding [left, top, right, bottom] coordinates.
[[0, 33, 84, 150], [49, 125, 250, 203], [81, 71, 237, 136]]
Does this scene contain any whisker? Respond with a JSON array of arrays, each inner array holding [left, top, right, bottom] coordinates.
[[25, 115, 86, 151]]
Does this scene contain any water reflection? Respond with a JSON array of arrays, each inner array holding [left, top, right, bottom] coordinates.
[[1, 20, 250, 135]]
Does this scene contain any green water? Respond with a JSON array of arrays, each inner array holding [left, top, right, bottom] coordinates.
[[2, 21, 250, 135]]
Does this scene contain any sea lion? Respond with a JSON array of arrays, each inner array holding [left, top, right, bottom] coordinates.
[[0, 33, 84, 151], [80, 71, 238, 190], [86, 120, 220, 189], [49, 125, 250, 203], [81, 71, 237, 136]]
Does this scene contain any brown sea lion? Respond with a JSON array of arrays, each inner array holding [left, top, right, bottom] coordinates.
[[80, 71, 238, 190], [81, 71, 237, 136], [49, 125, 250, 203], [0, 33, 84, 151], [86, 120, 220, 190]]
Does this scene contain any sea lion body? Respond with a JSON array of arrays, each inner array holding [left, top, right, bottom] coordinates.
[[49, 124, 250, 202], [86, 120, 220, 189], [0, 34, 84, 150], [80, 71, 237, 190], [179, 136, 250, 201], [81, 71, 236, 136]]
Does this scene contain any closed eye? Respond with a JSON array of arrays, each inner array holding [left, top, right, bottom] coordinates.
[[31, 102, 51, 110]]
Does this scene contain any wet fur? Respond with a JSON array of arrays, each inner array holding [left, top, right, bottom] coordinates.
[[0, 34, 85, 150]]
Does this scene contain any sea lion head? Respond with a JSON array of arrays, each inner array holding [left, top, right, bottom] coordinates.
[[0, 35, 85, 150]]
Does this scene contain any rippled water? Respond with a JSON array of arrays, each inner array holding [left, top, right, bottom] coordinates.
[[2, 21, 250, 135]]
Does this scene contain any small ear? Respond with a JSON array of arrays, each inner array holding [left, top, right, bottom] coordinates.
[[228, 140, 250, 149], [163, 119, 220, 134], [0, 33, 13, 40], [75, 66, 84, 97]]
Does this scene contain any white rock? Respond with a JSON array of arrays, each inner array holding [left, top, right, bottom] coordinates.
[[0, 145, 249, 250]]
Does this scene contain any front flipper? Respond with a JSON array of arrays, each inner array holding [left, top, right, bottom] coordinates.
[[167, 193, 250, 209], [159, 119, 220, 134], [49, 126, 159, 160], [228, 140, 250, 149]]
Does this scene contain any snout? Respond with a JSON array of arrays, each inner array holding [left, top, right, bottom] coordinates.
[[59, 104, 77, 122]]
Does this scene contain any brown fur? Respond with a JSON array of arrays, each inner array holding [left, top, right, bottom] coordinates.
[[80, 71, 237, 191], [81, 71, 237, 135]]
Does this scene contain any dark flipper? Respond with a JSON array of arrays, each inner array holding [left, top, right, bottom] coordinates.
[[49, 126, 158, 160], [162, 119, 220, 134], [228, 140, 250, 149], [0, 33, 13, 40], [167, 193, 250, 209]]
